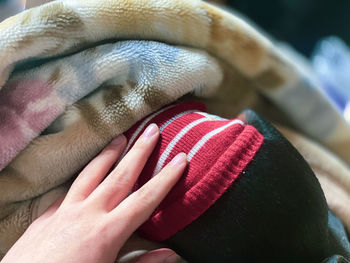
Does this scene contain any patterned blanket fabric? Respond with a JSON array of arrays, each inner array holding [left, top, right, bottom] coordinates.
[[0, 0, 350, 258], [0, 40, 222, 171]]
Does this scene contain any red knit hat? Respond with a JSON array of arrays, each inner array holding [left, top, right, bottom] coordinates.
[[123, 101, 264, 241]]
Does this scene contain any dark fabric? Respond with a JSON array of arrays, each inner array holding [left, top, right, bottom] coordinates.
[[327, 211, 350, 259], [225, 0, 350, 56], [165, 110, 342, 262]]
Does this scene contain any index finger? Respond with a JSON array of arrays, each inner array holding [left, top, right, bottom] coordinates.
[[108, 152, 187, 242]]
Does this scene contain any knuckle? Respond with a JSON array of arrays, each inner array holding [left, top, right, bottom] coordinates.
[[132, 137, 152, 152], [102, 171, 133, 194], [130, 144, 146, 155], [110, 175, 131, 191], [134, 186, 155, 207], [111, 167, 132, 184]]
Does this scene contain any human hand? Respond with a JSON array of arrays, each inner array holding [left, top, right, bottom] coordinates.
[[1, 124, 187, 263], [118, 246, 185, 263]]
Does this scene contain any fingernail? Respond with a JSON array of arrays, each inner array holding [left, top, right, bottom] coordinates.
[[164, 253, 182, 263], [142, 123, 158, 138], [170, 152, 187, 167], [110, 134, 125, 146]]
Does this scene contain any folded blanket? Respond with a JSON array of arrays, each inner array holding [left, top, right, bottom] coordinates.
[[1, 0, 350, 258], [0, 40, 222, 171]]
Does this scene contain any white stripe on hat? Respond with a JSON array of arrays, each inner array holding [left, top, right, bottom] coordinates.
[[159, 110, 200, 132], [120, 104, 176, 159], [152, 117, 209, 176], [187, 119, 244, 161], [196, 112, 227, 120]]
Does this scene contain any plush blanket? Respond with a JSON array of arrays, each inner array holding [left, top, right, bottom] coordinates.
[[1, 0, 350, 258]]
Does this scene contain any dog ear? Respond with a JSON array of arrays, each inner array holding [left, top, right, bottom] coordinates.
[[166, 109, 331, 262]]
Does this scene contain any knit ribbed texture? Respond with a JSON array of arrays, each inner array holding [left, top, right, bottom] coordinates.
[[124, 102, 264, 241]]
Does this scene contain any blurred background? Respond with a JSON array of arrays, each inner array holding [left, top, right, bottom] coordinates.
[[211, 0, 350, 56], [0, 0, 25, 21]]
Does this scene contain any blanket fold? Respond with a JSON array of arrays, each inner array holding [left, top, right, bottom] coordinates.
[[0, 40, 222, 171]]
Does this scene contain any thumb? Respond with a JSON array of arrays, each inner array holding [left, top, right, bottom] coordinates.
[[135, 248, 184, 263]]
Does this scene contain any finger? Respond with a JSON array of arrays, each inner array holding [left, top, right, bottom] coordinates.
[[64, 134, 127, 202], [135, 248, 183, 263], [109, 152, 187, 242], [88, 124, 160, 211]]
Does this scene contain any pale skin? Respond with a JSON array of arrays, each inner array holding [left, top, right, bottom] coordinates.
[[1, 124, 186, 263]]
